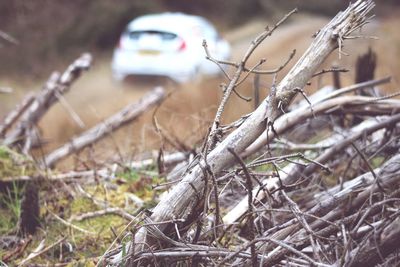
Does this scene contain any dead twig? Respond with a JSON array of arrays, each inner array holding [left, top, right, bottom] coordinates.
[[228, 147, 257, 267], [18, 237, 66, 266], [206, 9, 297, 150], [43, 87, 166, 167]]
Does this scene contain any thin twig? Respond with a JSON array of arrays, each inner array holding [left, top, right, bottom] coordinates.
[[18, 237, 66, 266], [228, 147, 257, 267], [48, 209, 96, 235], [312, 68, 349, 78], [206, 9, 297, 150]]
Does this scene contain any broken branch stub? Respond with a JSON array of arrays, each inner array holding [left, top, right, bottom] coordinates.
[[129, 0, 375, 261]]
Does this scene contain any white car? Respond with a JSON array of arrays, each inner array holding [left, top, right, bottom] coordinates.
[[111, 12, 231, 83]]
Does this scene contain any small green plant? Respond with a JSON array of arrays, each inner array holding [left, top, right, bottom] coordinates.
[[0, 146, 10, 158], [371, 156, 385, 168], [0, 181, 24, 233], [5, 182, 23, 218], [119, 169, 140, 183]]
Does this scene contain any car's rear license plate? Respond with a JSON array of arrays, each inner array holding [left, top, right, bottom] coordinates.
[[138, 50, 160, 55]]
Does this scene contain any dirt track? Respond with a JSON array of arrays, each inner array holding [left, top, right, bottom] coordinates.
[[36, 16, 328, 159], [2, 14, 399, 166]]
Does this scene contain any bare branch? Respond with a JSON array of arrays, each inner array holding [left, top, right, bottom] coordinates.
[[43, 87, 165, 167]]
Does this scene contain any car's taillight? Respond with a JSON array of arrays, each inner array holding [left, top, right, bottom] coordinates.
[[178, 39, 186, 52], [117, 38, 123, 49]]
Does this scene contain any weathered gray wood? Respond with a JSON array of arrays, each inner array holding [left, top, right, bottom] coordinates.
[[130, 151, 188, 170], [259, 154, 400, 266], [128, 0, 376, 260], [43, 87, 166, 167], [4, 53, 92, 148], [224, 111, 400, 224], [244, 76, 391, 156], [0, 93, 35, 137], [345, 217, 400, 267]]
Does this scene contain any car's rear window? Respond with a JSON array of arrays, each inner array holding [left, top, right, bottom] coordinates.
[[128, 30, 177, 41]]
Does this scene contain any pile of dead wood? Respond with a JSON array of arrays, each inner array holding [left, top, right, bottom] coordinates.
[[0, 54, 166, 167], [0, 53, 166, 240], [1, 0, 400, 266], [102, 1, 399, 266]]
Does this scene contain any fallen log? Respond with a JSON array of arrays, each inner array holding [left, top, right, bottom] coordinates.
[[129, 151, 188, 170], [43, 86, 166, 168], [3, 53, 92, 150]]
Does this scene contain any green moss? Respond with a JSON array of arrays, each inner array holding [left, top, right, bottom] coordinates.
[[119, 169, 141, 183], [70, 197, 98, 215], [1, 160, 166, 264], [254, 163, 274, 172], [322, 174, 338, 187], [117, 168, 166, 202], [66, 260, 96, 267], [22, 201, 126, 265], [72, 215, 126, 258], [0, 145, 36, 178], [0, 146, 10, 158], [371, 156, 385, 168], [0, 208, 17, 234]]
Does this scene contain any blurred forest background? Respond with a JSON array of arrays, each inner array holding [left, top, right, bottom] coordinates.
[[1, 0, 400, 153], [1, 0, 399, 79]]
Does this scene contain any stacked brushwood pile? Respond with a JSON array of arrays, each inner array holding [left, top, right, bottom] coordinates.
[[1, 0, 400, 266], [100, 1, 400, 266]]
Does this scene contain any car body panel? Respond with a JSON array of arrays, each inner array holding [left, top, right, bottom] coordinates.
[[111, 12, 231, 83]]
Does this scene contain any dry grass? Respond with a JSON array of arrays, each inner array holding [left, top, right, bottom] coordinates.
[[1, 13, 400, 167]]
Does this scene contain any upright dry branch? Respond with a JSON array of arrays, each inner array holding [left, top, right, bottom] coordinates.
[[205, 9, 297, 150], [43, 87, 166, 167], [125, 0, 375, 263]]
